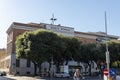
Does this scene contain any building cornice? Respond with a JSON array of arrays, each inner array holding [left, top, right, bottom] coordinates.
[[6, 22, 119, 40], [6, 22, 44, 34], [74, 31, 119, 39]]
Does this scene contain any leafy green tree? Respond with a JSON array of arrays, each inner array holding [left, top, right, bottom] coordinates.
[[98, 41, 120, 68], [80, 43, 102, 75], [16, 29, 82, 74], [108, 41, 120, 67], [16, 29, 64, 75], [97, 43, 106, 61], [80, 43, 97, 62], [62, 37, 82, 64]]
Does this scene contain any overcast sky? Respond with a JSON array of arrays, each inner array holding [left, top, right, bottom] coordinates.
[[0, 0, 120, 48]]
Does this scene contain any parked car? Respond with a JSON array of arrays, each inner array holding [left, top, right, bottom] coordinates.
[[0, 71, 6, 76], [54, 72, 70, 78]]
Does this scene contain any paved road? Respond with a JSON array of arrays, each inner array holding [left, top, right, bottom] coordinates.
[[1, 75, 119, 80], [44, 76, 101, 80], [2, 75, 102, 80]]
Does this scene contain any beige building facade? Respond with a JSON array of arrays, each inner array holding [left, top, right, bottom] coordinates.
[[0, 48, 7, 69], [0, 22, 119, 75]]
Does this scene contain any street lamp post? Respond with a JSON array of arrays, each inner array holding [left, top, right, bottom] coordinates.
[[105, 11, 110, 79]]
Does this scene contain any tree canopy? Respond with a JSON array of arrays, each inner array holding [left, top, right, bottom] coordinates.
[[16, 29, 120, 75], [16, 29, 82, 74]]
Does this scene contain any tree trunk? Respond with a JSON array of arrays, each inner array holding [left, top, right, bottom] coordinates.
[[56, 63, 60, 72], [38, 63, 42, 77], [88, 62, 91, 76], [33, 61, 37, 76]]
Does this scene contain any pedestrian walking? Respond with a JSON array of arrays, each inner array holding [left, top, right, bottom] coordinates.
[[73, 69, 83, 80], [116, 75, 120, 80]]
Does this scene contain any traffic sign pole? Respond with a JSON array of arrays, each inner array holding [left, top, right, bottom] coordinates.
[[105, 11, 110, 80], [106, 51, 110, 79]]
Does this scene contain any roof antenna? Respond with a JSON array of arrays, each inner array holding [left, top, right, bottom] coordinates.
[[50, 13, 57, 25]]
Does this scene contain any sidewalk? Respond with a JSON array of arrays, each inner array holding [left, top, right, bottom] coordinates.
[[6, 75, 42, 80]]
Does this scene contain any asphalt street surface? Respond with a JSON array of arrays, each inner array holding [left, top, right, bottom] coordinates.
[[0, 75, 101, 80], [34, 76, 101, 80]]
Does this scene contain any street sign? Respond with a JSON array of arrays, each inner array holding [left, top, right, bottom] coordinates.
[[104, 68, 108, 76], [110, 68, 117, 77]]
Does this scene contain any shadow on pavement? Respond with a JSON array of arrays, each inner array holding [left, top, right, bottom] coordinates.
[[35, 76, 101, 80], [35, 77, 73, 80], [1, 76, 15, 80]]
